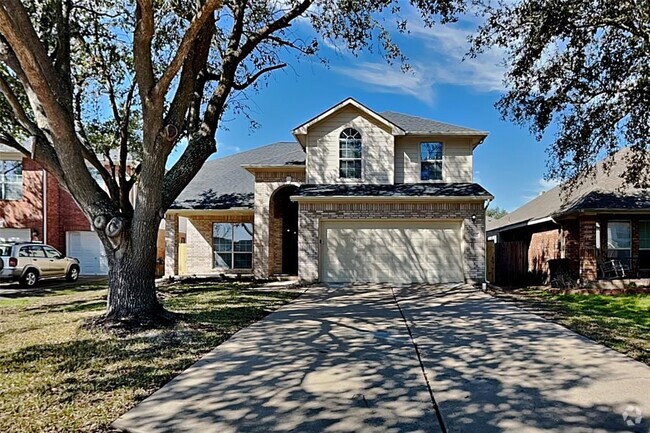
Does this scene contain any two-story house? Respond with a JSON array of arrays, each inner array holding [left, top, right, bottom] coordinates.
[[164, 98, 493, 283]]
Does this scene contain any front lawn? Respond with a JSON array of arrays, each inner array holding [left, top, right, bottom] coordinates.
[[490, 287, 650, 365], [0, 281, 299, 432]]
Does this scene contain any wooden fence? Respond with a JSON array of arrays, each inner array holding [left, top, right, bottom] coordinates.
[[492, 241, 528, 285]]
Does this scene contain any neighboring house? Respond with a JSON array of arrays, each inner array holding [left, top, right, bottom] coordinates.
[[487, 148, 650, 282], [165, 98, 493, 284], [0, 143, 136, 276]]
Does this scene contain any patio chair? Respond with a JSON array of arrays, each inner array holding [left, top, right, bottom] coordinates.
[[597, 256, 627, 279]]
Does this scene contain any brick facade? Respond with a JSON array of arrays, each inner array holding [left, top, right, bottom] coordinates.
[[251, 168, 306, 279], [0, 157, 90, 253], [528, 229, 561, 277], [297, 200, 486, 283]]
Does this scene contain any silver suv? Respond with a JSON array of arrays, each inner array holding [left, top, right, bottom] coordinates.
[[0, 243, 81, 288]]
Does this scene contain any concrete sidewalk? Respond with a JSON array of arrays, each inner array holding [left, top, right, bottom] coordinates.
[[113, 286, 441, 433], [396, 284, 650, 433]]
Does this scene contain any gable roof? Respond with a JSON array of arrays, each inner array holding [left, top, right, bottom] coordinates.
[[380, 111, 488, 137], [487, 148, 650, 233], [171, 142, 305, 210], [292, 98, 405, 145]]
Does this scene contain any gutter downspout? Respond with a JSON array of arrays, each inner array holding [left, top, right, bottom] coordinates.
[[42, 169, 47, 244]]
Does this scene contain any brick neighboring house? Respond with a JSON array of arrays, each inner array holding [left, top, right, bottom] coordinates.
[[0, 143, 140, 276], [165, 98, 493, 283], [487, 148, 650, 283]]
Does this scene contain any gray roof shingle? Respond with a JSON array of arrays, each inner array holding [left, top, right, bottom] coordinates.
[[172, 141, 305, 209], [380, 111, 488, 135], [487, 148, 650, 233], [294, 183, 493, 198]]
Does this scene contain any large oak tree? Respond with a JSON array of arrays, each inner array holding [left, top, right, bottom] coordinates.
[[472, 0, 650, 189], [0, 0, 465, 323]]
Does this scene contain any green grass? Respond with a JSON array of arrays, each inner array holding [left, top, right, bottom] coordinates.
[[0, 282, 299, 432], [500, 288, 650, 365]]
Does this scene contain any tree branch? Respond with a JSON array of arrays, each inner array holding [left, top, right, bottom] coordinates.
[[133, 0, 156, 103], [154, 0, 223, 98], [232, 63, 286, 90], [0, 74, 39, 135]]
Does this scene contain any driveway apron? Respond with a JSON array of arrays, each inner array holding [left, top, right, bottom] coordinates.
[[395, 284, 650, 433], [113, 285, 441, 433]]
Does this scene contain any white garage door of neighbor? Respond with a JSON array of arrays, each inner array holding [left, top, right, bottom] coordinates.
[[0, 228, 31, 243], [321, 220, 464, 283], [67, 231, 108, 276]]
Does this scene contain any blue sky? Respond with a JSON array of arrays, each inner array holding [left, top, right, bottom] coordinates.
[[169, 13, 560, 212]]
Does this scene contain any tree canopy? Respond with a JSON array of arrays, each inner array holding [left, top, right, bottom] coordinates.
[[472, 0, 650, 189]]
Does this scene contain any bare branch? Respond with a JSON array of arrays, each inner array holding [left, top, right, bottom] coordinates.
[[232, 63, 286, 90], [133, 0, 156, 102], [0, 131, 31, 156]]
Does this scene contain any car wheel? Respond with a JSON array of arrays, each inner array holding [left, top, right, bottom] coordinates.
[[66, 266, 79, 282], [20, 270, 38, 288]]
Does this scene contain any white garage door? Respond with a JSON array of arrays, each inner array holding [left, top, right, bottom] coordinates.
[[0, 228, 31, 243], [321, 220, 463, 283], [67, 231, 108, 275]]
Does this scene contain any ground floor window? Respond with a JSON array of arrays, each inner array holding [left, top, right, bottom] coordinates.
[[213, 223, 253, 269], [640, 221, 650, 270], [606, 221, 631, 261]]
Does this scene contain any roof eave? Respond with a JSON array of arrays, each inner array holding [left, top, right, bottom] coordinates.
[[291, 195, 493, 203], [291, 97, 406, 142]]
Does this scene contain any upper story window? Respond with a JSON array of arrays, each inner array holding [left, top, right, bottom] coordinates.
[[339, 128, 362, 179], [420, 142, 443, 181], [0, 160, 23, 200]]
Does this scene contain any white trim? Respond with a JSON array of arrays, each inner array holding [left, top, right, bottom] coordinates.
[[166, 209, 254, 216], [292, 98, 405, 145]]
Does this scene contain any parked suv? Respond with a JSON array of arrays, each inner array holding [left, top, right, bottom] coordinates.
[[0, 243, 80, 288]]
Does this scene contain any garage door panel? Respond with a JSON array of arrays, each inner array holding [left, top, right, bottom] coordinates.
[[322, 220, 463, 284], [67, 231, 108, 276]]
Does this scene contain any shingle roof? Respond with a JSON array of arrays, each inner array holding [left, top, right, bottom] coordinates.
[[172, 142, 305, 209], [294, 183, 493, 198], [380, 111, 488, 136], [487, 148, 650, 233]]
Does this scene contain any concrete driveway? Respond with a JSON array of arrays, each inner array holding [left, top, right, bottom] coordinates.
[[113, 284, 650, 433]]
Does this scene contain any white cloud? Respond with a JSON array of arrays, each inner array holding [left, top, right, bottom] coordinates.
[[334, 61, 436, 104], [406, 18, 507, 92]]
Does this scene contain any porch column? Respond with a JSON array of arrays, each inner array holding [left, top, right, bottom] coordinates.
[[579, 216, 598, 281], [165, 214, 179, 276]]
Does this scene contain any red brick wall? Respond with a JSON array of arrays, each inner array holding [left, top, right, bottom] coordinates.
[[0, 158, 44, 241], [528, 229, 560, 275], [45, 172, 91, 253], [0, 156, 90, 253]]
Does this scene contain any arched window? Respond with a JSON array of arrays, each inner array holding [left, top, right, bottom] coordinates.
[[339, 128, 362, 179]]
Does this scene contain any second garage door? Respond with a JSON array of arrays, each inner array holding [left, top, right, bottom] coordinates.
[[321, 220, 463, 283], [67, 231, 109, 275]]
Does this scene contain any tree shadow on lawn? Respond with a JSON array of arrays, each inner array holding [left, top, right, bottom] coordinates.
[[0, 291, 296, 432]]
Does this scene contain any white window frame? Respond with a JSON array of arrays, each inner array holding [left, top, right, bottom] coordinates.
[[0, 159, 23, 200], [420, 142, 443, 181], [212, 223, 253, 270], [338, 128, 363, 180], [606, 220, 631, 260]]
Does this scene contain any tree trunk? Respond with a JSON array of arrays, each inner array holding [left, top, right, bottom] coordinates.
[[103, 217, 165, 322]]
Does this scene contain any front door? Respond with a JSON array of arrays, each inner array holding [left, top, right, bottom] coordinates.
[[282, 199, 299, 275]]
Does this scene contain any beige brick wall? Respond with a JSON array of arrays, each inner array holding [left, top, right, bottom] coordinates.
[[251, 169, 306, 278], [297, 200, 486, 283], [164, 214, 178, 276]]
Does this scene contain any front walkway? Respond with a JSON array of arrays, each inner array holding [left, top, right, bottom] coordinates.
[[114, 284, 650, 433]]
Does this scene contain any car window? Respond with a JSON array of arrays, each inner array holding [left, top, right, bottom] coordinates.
[[26, 246, 46, 258], [43, 246, 62, 259], [18, 247, 30, 257], [0, 245, 11, 256]]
